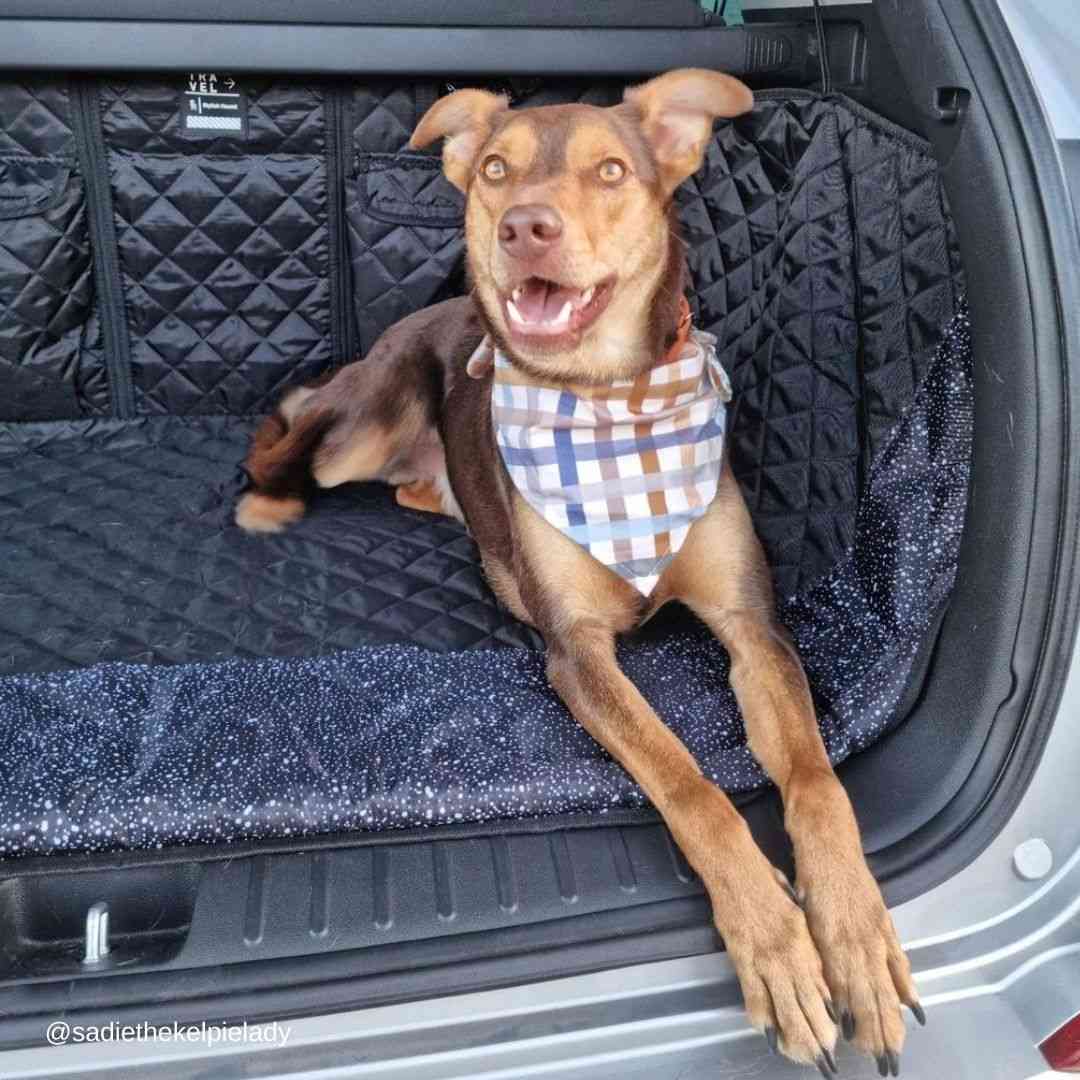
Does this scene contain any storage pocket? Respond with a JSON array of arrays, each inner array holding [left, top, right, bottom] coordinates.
[[0, 156, 72, 220], [109, 152, 333, 415], [0, 158, 101, 420], [348, 152, 465, 353], [362, 152, 464, 228]]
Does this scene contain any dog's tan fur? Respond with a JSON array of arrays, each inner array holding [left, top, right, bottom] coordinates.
[[236, 70, 920, 1071]]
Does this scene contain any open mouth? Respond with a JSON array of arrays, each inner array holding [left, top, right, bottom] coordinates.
[[501, 276, 615, 343]]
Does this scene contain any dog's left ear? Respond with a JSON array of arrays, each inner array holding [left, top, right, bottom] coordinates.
[[410, 89, 509, 193], [623, 68, 753, 195]]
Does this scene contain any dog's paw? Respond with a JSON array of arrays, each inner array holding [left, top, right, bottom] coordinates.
[[798, 861, 923, 1076], [712, 847, 838, 1073], [235, 492, 305, 533]]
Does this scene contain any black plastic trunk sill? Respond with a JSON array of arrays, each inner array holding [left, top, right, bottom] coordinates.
[[71, 80, 135, 419], [0, 897, 718, 1051], [325, 86, 355, 365]]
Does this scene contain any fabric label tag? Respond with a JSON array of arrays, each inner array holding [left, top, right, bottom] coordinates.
[[182, 73, 248, 138]]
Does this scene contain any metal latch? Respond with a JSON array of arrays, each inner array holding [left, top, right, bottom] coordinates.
[[933, 86, 971, 124], [82, 901, 111, 966]]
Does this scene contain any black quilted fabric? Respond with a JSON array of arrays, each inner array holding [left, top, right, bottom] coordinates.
[[348, 154, 466, 354], [100, 80, 334, 415], [0, 79, 107, 421], [352, 82, 425, 155], [0, 417, 539, 675], [681, 93, 963, 594]]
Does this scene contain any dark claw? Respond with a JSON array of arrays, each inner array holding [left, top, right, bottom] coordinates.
[[764, 1026, 778, 1055], [821, 1046, 838, 1073], [816, 1056, 835, 1079], [876, 1054, 889, 1077], [841, 1010, 856, 1041], [910, 1001, 926, 1027], [887, 1050, 900, 1077], [825, 998, 838, 1023]]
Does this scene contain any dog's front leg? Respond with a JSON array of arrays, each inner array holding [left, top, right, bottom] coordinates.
[[487, 492, 837, 1068], [663, 464, 923, 1073], [545, 623, 837, 1070], [720, 613, 917, 1073]]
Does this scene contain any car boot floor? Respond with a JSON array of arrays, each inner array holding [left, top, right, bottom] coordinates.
[[0, 415, 540, 671]]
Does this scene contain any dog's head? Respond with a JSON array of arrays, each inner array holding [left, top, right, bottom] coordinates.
[[410, 69, 752, 384]]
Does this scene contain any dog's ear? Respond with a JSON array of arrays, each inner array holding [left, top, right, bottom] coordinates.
[[623, 69, 753, 195], [410, 89, 509, 192]]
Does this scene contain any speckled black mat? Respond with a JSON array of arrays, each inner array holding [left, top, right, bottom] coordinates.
[[0, 308, 971, 858]]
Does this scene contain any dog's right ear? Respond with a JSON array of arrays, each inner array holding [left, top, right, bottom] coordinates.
[[410, 89, 509, 193]]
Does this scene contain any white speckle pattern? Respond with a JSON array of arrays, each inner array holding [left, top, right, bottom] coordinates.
[[0, 307, 972, 860]]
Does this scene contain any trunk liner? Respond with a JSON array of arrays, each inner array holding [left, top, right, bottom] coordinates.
[[0, 79, 970, 860]]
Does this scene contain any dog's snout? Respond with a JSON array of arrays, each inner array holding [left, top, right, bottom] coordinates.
[[498, 204, 563, 259]]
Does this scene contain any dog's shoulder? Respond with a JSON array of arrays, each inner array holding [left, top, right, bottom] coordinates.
[[378, 295, 484, 375]]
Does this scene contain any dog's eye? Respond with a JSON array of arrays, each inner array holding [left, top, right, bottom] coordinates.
[[598, 158, 626, 184], [481, 155, 508, 182]]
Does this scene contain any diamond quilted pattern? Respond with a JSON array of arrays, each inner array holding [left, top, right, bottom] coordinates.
[[0, 416, 541, 675], [111, 150, 332, 414], [98, 81, 331, 414], [0, 80, 109, 419], [0, 78, 74, 159], [347, 168, 466, 354], [840, 107, 966, 457], [680, 99, 861, 597], [352, 83, 423, 154], [0, 177, 96, 421], [0, 170, 108, 421]]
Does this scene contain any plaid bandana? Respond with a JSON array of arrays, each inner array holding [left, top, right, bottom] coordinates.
[[485, 322, 732, 595]]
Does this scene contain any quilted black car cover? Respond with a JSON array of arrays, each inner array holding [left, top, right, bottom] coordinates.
[[0, 79, 969, 858]]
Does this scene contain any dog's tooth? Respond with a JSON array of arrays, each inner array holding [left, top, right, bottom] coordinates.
[[555, 300, 572, 325], [581, 286, 594, 306], [512, 285, 523, 302], [507, 299, 525, 324]]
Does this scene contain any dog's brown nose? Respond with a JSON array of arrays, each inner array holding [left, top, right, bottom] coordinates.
[[498, 204, 563, 259]]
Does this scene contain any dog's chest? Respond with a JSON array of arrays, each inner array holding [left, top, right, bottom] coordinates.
[[484, 329, 732, 595]]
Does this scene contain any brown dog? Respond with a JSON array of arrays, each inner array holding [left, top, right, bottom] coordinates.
[[236, 70, 922, 1073]]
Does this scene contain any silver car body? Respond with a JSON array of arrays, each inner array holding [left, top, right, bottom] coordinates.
[[2, 2, 1077, 1077]]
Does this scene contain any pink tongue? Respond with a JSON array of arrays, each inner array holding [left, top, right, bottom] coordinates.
[[516, 279, 576, 322]]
